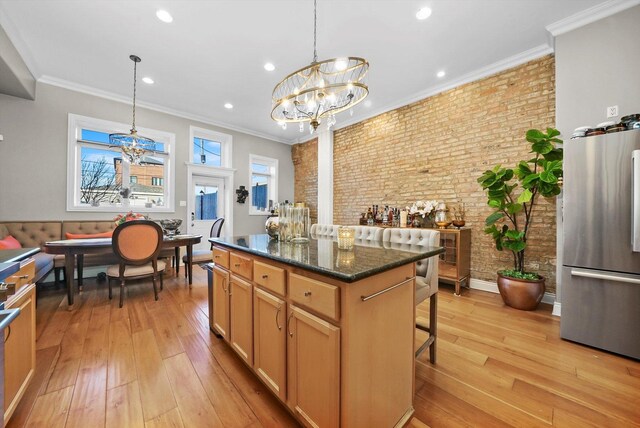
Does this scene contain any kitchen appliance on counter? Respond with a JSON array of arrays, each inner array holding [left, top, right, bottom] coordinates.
[[562, 129, 640, 359]]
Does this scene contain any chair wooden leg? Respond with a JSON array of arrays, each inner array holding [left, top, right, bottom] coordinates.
[[152, 275, 159, 301], [429, 293, 438, 364], [160, 272, 164, 291], [119, 278, 125, 308], [108, 278, 112, 300]]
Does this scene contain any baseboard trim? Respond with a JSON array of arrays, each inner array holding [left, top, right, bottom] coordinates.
[[468, 278, 558, 312], [552, 302, 562, 317]]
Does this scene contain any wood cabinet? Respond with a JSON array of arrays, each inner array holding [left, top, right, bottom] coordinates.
[[3, 282, 36, 423], [211, 265, 229, 340], [209, 244, 418, 428], [436, 228, 471, 295], [287, 305, 340, 428], [229, 275, 253, 365], [253, 288, 287, 401]]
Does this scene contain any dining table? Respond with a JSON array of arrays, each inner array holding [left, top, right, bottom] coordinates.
[[44, 234, 202, 305]]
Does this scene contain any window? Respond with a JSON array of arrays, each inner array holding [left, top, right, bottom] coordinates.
[[249, 154, 278, 215], [67, 114, 175, 212], [189, 126, 232, 168]]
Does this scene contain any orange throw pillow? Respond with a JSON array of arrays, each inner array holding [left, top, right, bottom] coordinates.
[[65, 230, 113, 239], [0, 235, 22, 249]]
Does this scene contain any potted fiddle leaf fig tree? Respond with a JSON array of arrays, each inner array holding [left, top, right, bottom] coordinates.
[[477, 128, 563, 310]]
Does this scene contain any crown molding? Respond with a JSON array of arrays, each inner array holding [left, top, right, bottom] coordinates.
[[546, 0, 640, 36], [37, 75, 291, 145], [0, 2, 41, 79]]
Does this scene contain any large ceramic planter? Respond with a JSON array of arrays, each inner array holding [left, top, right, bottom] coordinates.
[[496, 272, 545, 311]]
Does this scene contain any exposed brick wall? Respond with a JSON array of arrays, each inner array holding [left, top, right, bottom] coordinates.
[[293, 55, 557, 293], [292, 138, 318, 224]]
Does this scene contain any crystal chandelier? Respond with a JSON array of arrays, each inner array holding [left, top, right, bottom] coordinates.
[[271, 0, 369, 133], [109, 55, 156, 164]]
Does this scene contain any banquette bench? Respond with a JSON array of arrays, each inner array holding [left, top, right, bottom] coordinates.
[[0, 220, 120, 285]]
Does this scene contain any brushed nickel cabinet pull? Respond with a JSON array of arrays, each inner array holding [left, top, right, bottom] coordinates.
[[221, 278, 227, 293], [262, 274, 269, 279], [17, 275, 28, 279], [234, 263, 241, 267], [361, 278, 413, 302], [275, 306, 282, 330], [304, 291, 312, 297], [287, 312, 294, 337]]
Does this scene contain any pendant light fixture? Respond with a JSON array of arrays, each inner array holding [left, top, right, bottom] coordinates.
[[271, 0, 369, 133], [109, 55, 156, 164]]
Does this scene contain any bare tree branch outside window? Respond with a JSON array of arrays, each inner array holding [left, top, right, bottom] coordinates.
[[80, 156, 121, 205]]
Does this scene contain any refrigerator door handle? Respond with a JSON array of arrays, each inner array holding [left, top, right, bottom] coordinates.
[[633, 150, 640, 252], [571, 268, 640, 285]]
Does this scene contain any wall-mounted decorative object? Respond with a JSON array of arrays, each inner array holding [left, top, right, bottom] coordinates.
[[236, 186, 249, 203]]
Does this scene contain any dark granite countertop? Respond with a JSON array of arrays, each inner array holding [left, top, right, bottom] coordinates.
[[0, 248, 40, 264], [210, 234, 444, 283]]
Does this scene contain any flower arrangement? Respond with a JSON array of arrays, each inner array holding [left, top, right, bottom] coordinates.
[[113, 211, 146, 226], [407, 200, 438, 218]]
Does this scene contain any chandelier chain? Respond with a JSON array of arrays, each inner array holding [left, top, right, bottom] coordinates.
[[132, 59, 137, 130], [313, 0, 317, 63]]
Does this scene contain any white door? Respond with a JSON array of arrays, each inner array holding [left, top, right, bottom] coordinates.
[[188, 176, 225, 251]]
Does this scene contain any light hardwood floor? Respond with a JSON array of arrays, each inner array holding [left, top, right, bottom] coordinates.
[[7, 268, 640, 427]]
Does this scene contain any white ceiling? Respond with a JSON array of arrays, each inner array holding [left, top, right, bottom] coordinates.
[[0, 0, 611, 144]]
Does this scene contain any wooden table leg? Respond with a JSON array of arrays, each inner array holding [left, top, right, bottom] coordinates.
[[187, 244, 193, 287], [174, 247, 180, 275], [77, 254, 84, 291], [65, 252, 75, 306]]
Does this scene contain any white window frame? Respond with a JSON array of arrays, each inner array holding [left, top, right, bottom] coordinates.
[[66, 113, 176, 212], [188, 126, 232, 168], [249, 154, 278, 216]]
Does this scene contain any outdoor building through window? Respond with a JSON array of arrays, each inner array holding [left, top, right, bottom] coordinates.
[[249, 154, 278, 215], [67, 114, 175, 212]]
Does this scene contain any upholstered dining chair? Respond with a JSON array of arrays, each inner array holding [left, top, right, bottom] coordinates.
[[107, 220, 165, 308], [351, 225, 384, 242], [382, 228, 440, 362], [181, 217, 225, 276], [310, 224, 342, 238]]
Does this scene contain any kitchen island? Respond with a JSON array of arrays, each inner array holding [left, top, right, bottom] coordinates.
[[208, 234, 443, 428], [0, 248, 38, 425]]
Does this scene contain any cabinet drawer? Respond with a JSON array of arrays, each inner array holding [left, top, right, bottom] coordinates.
[[254, 261, 286, 296], [230, 252, 253, 281], [4, 259, 35, 295], [213, 247, 229, 269], [289, 273, 339, 321]]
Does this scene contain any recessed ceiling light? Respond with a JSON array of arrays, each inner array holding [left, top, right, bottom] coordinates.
[[142, 77, 154, 84], [437, 70, 446, 78], [224, 103, 233, 109], [264, 62, 275, 71], [416, 7, 432, 20], [335, 59, 348, 71], [156, 10, 173, 23]]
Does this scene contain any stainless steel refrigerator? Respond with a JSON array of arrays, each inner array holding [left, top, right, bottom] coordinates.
[[562, 129, 640, 359]]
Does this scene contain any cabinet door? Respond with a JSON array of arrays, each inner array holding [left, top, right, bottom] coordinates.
[[4, 283, 36, 422], [254, 288, 286, 401], [212, 266, 230, 340], [287, 305, 340, 428], [229, 275, 253, 365]]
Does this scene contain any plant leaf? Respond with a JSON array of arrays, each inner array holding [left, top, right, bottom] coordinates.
[[540, 170, 558, 184], [532, 140, 553, 154], [547, 128, 560, 138], [506, 203, 523, 214], [517, 189, 533, 203], [485, 211, 505, 226], [526, 129, 545, 143]]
